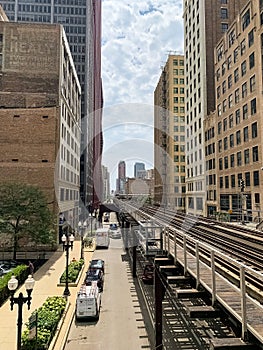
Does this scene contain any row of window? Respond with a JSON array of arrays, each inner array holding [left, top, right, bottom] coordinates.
[[217, 54, 255, 102], [219, 146, 259, 171], [219, 170, 259, 189], [173, 59, 184, 66], [60, 188, 79, 201], [218, 122, 257, 152]]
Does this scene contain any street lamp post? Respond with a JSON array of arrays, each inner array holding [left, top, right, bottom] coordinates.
[[8, 274, 35, 350], [62, 228, 74, 296], [78, 220, 87, 260]]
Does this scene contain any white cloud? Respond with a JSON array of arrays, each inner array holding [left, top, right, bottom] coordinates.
[[101, 0, 184, 189]]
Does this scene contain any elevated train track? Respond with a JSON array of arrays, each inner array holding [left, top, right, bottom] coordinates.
[[116, 199, 263, 347]]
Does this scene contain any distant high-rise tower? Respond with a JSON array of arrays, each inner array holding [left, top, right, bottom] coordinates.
[[116, 161, 126, 194], [0, 0, 103, 214], [134, 162, 145, 178], [184, 0, 248, 216]]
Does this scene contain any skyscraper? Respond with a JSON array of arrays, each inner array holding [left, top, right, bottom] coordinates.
[[116, 161, 126, 194], [0, 0, 103, 215], [184, 0, 248, 215], [134, 162, 145, 178]]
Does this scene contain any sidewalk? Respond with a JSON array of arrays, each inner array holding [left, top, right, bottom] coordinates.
[[0, 240, 94, 350]]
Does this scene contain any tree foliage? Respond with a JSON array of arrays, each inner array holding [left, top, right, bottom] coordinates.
[[0, 183, 56, 259]]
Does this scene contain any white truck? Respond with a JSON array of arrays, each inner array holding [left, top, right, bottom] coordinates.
[[75, 282, 101, 320], [95, 228, 110, 248]]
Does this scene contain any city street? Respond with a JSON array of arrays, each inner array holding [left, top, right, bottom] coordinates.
[[64, 237, 152, 350]]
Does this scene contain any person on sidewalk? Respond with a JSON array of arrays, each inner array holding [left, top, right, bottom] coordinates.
[[28, 260, 34, 276]]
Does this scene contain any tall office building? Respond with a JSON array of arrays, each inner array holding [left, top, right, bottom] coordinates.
[[116, 160, 126, 194], [0, 0, 103, 216], [205, 0, 263, 221], [0, 21, 81, 236], [154, 54, 186, 210], [134, 162, 145, 178], [183, 0, 248, 215]]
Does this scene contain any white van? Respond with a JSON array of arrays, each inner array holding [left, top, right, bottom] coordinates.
[[95, 228, 110, 248], [75, 282, 101, 320]]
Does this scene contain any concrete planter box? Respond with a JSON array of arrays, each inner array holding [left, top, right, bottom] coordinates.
[[57, 263, 84, 287]]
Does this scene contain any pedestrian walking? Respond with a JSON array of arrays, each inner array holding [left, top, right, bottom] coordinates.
[[28, 261, 34, 276]]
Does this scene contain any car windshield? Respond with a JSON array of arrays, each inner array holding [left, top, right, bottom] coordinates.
[[110, 224, 117, 230]]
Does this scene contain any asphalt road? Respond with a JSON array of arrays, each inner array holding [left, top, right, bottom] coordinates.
[[64, 237, 151, 350]]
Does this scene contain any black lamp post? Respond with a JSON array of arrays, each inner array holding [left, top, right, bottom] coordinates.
[[78, 220, 87, 260], [8, 274, 35, 350], [62, 228, 74, 296]]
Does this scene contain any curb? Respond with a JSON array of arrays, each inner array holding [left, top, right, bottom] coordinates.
[[48, 300, 70, 350]]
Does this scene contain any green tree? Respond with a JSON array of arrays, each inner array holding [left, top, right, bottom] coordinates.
[[0, 183, 56, 260]]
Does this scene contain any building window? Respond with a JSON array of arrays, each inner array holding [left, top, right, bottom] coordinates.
[[228, 74, 232, 88], [231, 174, 235, 188], [237, 151, 242, 166], [217, 45, 223, 61], [242, 9, 250, 30], [240, 39, 246, 55], [222, 23, 228, 32], [234, 68, 239, 83], [236, 130, 241, 145], [249, 52, 255, 69], [230, 154, 235, 167], [242, 82, 247, 98], [253, 146, 259, 162], [244, 149, 250, 164], [230, 134, 234, 147], [222, 80, 226, 93], [218, 140, 222, 152], [223, 118, 227, 131], [221, 8, 228, 19], [248, 29, 254, 47], [228, 94, 233, 108], [241, 61, 246, 76], [222, 62, 226, 76], [251, 98, 257, 115], [250, 75, 256, 92], [224, 156, 228, 169], [227, 55, 232, 69], [243, 126, 249, 142], [224, 137, 228, 150], [245, 172, 250, 187], [235, 109, 240, 124], [218, 121, 222, 135], [255, 193, 260, 204], [225, 176, 229, 188], [253, 170, 259, 186], [229, 114, 233, 128], [233, 47, 238, 63], [252, 122, 257, 138], [228, 29, 235, 47], [220, 177, 223, 188], [219, 158, 223, 170], [234, 89, 239, 103], [243, 104, 248, 120], [223, 99, 227, 112]]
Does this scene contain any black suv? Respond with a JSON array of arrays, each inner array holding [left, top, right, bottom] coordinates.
[[88, 259, 105, 273], [85, 269, 104, 291]]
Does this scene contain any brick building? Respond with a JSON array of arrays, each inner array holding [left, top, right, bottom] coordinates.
[[208, 0, 263, 222], [0, 22, 81, 238]]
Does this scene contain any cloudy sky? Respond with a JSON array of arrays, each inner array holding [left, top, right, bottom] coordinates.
[[101, 0, 184, 189]]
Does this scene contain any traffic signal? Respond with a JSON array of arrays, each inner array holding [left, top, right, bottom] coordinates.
[[240, 179, 245, 192]]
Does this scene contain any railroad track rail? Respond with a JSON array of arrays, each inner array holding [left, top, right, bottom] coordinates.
[[116, 200, 263, 301]]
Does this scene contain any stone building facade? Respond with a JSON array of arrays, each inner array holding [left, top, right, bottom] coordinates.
[[210, 0, 263, 222]]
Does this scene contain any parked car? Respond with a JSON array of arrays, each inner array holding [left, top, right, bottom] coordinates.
[[85, 269, 104, 291], [88, 259, 105, 273], [109, 223, 121, 239], [142, 263, 154, 285], [0, 260, 19, 276]]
